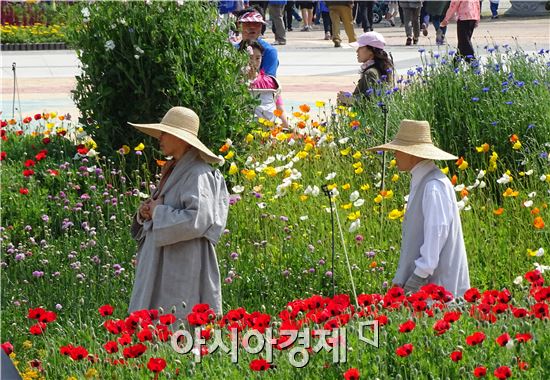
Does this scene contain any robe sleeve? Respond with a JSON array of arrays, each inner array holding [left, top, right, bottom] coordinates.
[[150, 171, 221, 247]]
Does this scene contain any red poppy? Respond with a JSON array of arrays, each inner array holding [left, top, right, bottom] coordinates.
[[398, 320, 416, 333], [531, 302, 549, 319], [412, 300, 427, 312], [433, 319, 451, 335], [494, 366, 512, 379], [103, 319, 125, 334], [443, 311, 461, 323], [395, 343, 414, 357], [532, 287, 550, 302], [159, 313, 176, 325], [23, 116, 32, 124], [450, 350, 462, 362], [375, 314, 388, 326], [42, 137, 51, 144], [524, 270, 543, 285], [512, 307, 528, 318], [122, 343, 147, 359], [473, 366, 487, 377], [1, 342, 14, 355], [29, 322, 47, 335], [518, 360, 529, 370], [155, 324, 171, 342], [343, 367, 360, 380], [23, 169, 35, 177], [69, 346, 88, 361], [466, 331, 486, 346], [38, 310, 57, 323], [34, 114, 42, 120], [19, 188, 29, 195], [59, 344, 75, 356], [117, 333, 132, 346], [76, 144, 89, 155], [249, 358, 271, 371], [137, 328, 153, 342], [47, 169, 59, 176], [497, 289, 512, 303], [1, 120, 7, 127], [0, 151, 6, 161], [493, 303, 508, 314], [464, 288, 481, 302], [495, 332, 510, 347], [147, 357, 167, 373], [515, 333, 532, 343], [98, 304, 114, 317], [103, 341, 118, 354], [24, 159, 36, 167], [35, 150, 47, 161]]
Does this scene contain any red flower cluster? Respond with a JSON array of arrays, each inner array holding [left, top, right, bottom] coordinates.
[[395, 343, 414, 357], [249, 358, 271, 371], [343, 367, 360, 379], [27, 307, 57, 335]]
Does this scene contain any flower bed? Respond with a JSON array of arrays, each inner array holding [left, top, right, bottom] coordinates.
[[0, 101, 548, 377]]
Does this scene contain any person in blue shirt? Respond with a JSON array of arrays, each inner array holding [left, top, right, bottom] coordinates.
[[235, 7, 279, 76]]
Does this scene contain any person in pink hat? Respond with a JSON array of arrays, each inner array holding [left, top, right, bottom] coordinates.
[[337, 31, 394, 105]]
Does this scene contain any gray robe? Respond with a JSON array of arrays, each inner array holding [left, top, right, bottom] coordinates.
[[128, 149, 229, 320]]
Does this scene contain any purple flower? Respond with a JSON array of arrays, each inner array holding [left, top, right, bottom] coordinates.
[[230, 252, 239, 260], [355, 234, 364, 242], [318, 259, 325, 265], [15, 253, 25, 261], [309, 268, 315, 273], [24, 225, 32, 232], [32, 271, 44, 278], [135, 151, 143, 156], [224, 277, 233, 284], [41, 215, 49, 222], [281, 269, 290, 278], [55, 304, 62, 310], [228, 194, 241, 206], [366, 251, 376, 258], [280, 215, 289, 222], [325, 271, 333, 278]]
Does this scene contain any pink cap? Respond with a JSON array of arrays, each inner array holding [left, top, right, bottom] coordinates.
[[238, 11, 266, 25], [350, 31, 386, 50]]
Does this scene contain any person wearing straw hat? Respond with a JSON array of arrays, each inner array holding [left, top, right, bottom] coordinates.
[[337, 31, 394, 106], [127, 106, 229, 320], [368, 120, 470, 297]]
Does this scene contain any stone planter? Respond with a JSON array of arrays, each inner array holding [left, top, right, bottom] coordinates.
[[0, 42, 68, 51]]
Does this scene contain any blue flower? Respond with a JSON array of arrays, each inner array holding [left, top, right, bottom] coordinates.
[[416, 66, 423, 73], [407, 69, 415, 76], [418, 48, 425, 53], [515, 81, 525, 87], [366, 88, 374, 95], [471, 97, 479, 102], [441, 58, 447, 64], [505, 101, 513, 105], [527, 124, 535, 130], [501, 81, 508, 86], [533, 80, 539, 85], [538, 48, 545, 55], [434, 53, 440, 59], [488, 47, 495, 53], [482, 87, 490, 93], [540, 152, 548, 159], [508, 72, 514, 79], [453, 67, 459, 73], [491, 121, 498, 126], [448, 50, 456, 56]]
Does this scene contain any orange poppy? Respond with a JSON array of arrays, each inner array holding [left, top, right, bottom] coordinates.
[[460, 188, 469, 198], [509, 134, 519, 143], [451, 175, 458, 186], [297, 121, 306, 129], [493, 208, 504, 216], [156, 160, 166, 167], [533, 216, 545, 229], [273, 109, 283, 117], [299, 104, 310, 113], [531, 207, 540, 215]]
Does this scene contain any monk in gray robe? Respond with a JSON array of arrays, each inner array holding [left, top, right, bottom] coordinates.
[[127, 107, 229, 320]]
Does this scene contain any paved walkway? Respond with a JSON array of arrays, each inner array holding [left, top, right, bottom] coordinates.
[[1, 16, 549, 118]]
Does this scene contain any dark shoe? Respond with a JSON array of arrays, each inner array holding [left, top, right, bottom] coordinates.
[[389, 20, 395, 27], [406, 37, 412, 46], [272, 40, 286, 46], [413, 38, 418, 45], [334, 41, 341, 48], [287, 28, 293, 31], [421, 23, 428, 36]]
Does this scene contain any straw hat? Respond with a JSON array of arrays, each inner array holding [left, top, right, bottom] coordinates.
[[368, 120, 458, 160], [128, 107, 222, 164]]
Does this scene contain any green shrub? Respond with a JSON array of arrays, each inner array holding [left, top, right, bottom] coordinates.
[[352, 48, 550, 173], [66, 1, 255, 157]]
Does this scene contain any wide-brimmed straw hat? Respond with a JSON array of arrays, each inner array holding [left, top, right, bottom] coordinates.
[[368, 120, 458, 160], [128, 107, 222, 164]]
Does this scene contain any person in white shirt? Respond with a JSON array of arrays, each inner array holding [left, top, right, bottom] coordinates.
[[368, 120, 470, 297]]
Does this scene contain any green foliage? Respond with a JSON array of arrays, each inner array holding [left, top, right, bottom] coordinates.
[[352, 48, 550, 172], [65, 1, 255, 157]]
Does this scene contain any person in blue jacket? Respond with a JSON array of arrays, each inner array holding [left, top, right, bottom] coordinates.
[[235, 7, 279, 76]]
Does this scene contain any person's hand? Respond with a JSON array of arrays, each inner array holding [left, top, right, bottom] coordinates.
[[138, 199, 152, 221], [403, 273, 429, 294], [440, 20, 448, 28], [148, 196, 164, 218]]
